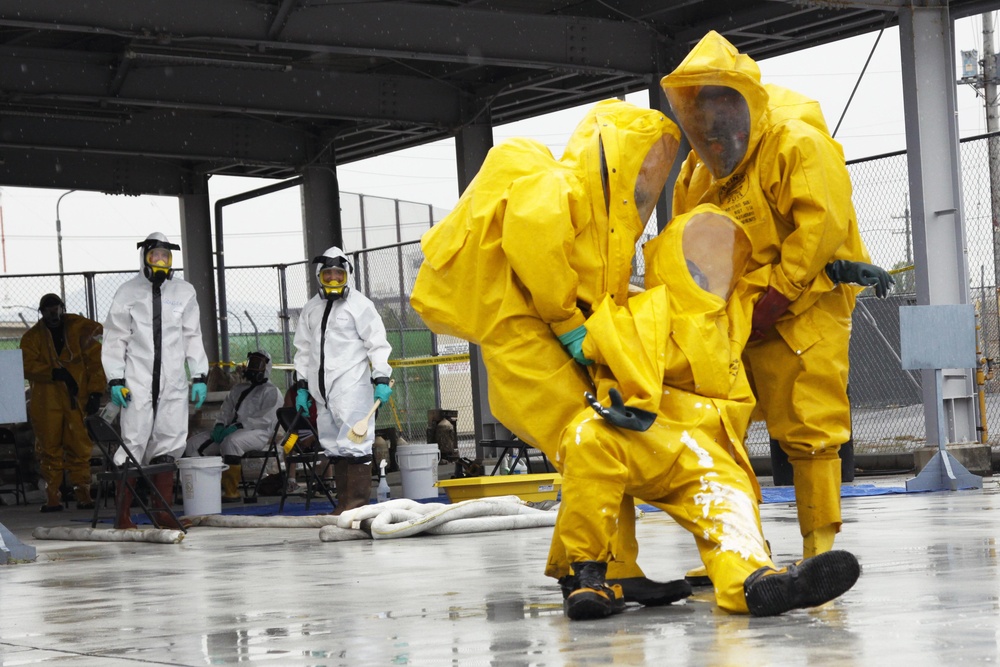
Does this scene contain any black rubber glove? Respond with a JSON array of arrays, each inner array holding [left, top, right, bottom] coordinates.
[[826, 260, 895, 298], [584, 388, 657, 432], [85, 392, 102, 416], [52, 367, 79, 398]]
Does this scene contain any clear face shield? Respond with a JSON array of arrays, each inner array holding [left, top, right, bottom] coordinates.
[[319, 267, 348, 296], [144, 247, 173, 279], [666, 85, 750, 179], [633, 135, 679, 225], [244, 352, 269, 384], [681, 212, 753, 301], [314, 254, 351, 300]]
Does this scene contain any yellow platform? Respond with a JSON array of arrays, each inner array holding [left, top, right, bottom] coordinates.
[[436, 473, 562, 503]]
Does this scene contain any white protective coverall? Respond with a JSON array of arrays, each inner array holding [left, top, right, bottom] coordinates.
[[411, 99, 681, 587], [102, 235, 209, 465], [662, 30, 871, 555], [185, 355, 282, 458], [292, 247, 392, 459], [559, 206, 774, 614]]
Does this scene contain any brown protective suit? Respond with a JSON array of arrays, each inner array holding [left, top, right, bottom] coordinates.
[[21, 314, 105, 501]]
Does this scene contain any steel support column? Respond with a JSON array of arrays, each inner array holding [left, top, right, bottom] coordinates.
[[454, 111, 508, 451], [301, 164, 342, 298], [898, 3, 978, 446], [179, 176, 219, 366]]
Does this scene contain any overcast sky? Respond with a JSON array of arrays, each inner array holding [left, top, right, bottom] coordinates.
[[0, 16, 995, 289]]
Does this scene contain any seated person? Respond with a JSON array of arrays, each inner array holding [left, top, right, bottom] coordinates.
[[185, 350, 282, 502], [556, 206, 862, 620]]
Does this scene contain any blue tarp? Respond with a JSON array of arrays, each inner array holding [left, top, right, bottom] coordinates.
[[637, 483, 910, 513]]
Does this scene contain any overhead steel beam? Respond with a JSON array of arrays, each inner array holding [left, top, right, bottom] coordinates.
[[0, 46, 464, 126], [0, 0, 662, 75], [0, 149, 190, 195], [0, 112, 312, 166]]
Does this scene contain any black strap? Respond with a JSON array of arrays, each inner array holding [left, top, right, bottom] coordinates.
[[151, 282, 162, 413], [197, 437, 214, 456], [230, 384, 255, 424], [49, 323, 66, 356], [318, 298, 333, 402]]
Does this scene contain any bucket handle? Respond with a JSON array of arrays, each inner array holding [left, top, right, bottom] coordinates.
[[394, 449, 442, 467]]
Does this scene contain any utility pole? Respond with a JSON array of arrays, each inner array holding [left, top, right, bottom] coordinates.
[[960, 13, 1000, 355], [892, 206, 913, 266], [985, 13, 1000, 298]]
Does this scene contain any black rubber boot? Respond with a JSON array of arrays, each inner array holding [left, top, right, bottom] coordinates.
[[561, 574, 692, 607], [609, 576, 692, 606], [744, 550, 861, 617], [564, 561, 626, 621]]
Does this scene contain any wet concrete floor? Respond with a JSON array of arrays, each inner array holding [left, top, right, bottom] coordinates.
[[2, 474, 1000, 665]]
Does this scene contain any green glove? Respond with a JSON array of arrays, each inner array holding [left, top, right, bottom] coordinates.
[[210, 424, 226, 443], [110, 383, 130, 408], [296, 387, 312, 415], [374, 380, 393, 403], [585, 388, 656, 432], [557, 325, 593, 366], [826, 260, 895, 298], [191, 381, 207, 409], [222, 424, 241, 439]]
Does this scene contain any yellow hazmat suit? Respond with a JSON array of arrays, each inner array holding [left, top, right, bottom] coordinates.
[[559, 206, 773, 613], [21, 313, 105, 504], [662, 31, 871, 556], [411, 100, 681, 589]]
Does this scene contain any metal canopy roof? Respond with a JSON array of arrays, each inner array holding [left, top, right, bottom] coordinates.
[[0, 0, 995, 194]]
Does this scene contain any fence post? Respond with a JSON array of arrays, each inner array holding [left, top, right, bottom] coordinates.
[[83, 272, 97, 321], [277, 264, 294, 388]]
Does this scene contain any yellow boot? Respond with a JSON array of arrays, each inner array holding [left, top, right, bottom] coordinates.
[[221, 458, 242, 503], [803, 524, 837, 559]]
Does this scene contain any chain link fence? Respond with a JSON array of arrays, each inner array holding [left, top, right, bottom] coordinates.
[[7, 137, 1000, 464]]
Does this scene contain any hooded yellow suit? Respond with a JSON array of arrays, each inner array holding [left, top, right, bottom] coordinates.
[[411, 100, 680, 584], [558, 206, 775, 613], [21, 314, 105, 501], [662, 31, 870, 552]]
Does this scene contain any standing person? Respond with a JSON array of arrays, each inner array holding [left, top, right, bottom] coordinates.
[[21, 293, 105, 512], [102, 232, 209, 529], [556, 206, 860, 620], [292, 247, 392, 515], [411, 99, 691, 606], [185, 350, 282, 503], [662, 30, 875, 559]]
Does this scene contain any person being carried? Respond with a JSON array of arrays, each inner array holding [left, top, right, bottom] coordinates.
[[21, 293, 105, 512], [185, 350, 282, 503], [556, 206, 864, 620], [292, 247, 392, 515]]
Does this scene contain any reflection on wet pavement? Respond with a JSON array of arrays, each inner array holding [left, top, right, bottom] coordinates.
[[2, 476, 1000, 664]]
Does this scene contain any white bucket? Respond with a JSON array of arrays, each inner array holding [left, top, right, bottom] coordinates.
[[176, 456, 228, 516], [395, 444, 441, 500]]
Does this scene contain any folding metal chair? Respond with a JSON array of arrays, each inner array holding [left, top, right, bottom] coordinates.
[[241, 421, 283, 503], [482, 437, 554, 476], [84, 415, 186, 532], [0, 427, 27, 506], [274, 408, 336, 512]]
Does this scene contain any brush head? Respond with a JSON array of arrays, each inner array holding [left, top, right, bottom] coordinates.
[[347, 423, 368, 443]]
